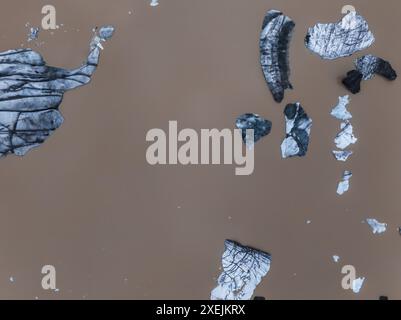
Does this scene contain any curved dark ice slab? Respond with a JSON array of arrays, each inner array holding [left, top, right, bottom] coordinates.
[[305, 11, 375, 60], [0, 25, 114, 157], [343, 55, 397, 94], [260, 10, 295, 103], [211, 240, 271, 300], [236, 113, 272, 148]]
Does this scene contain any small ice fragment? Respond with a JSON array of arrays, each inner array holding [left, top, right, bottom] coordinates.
[[335, 122, 357, 149], [9, 277, 14, 283], [306, 220, 311, 224], [332, 150, 353, 162], [332, 255, 340, 263], [352, 277, 365, 294], [27, 27, 40, 42], [331, 95, 352, 121], [366, 218, 387, 234], [150, 0, 159, 6], [337, 171, 352, 195], [99, 26, 114, 40]]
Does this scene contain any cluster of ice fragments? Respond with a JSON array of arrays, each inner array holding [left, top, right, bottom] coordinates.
[[211, 240, 271, 300], [330, 96, 356, 195]]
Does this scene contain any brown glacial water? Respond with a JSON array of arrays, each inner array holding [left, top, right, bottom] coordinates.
[[0, 0, 400, 299]]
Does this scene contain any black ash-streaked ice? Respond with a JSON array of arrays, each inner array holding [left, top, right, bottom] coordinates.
[[343, 55, 397, 94], [260, 10, 295, 103]]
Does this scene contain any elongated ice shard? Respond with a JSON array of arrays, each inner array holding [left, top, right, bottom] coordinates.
[[281, 103, 312, 158], [337, 170, 352, 195], [211, 240, 271, 300], [0, 26, 114, 157], [343, 55, 397, 94], [236, 113, 272, 148], [260, 10, 295, 103], [305, 11, 375, 60]]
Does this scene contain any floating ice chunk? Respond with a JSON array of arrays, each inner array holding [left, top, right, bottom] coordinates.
[[337, 171, 352, 195], [281, 103, 312, 158], [366, 218, 387, 234], [335, 122, 357, 150], [236, 113, 272, 148], [260, 10, 295, 103], [332, 255, 340, 263], [305, 11, 375, 60], [352, 277, 365, 294], [332, 150, 353, 162], [150, 0, 159, 6], [331, 95, 352, 121], [211, 240, 271, 300]]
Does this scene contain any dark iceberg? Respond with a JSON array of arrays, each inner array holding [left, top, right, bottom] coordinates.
[[260, 10, 295, 103], [305, 11, 375, 60], [211, 240, 271, 300], [0, 26, 114, 157], [281, 103, 312, 158], [343, 55, 397, 94], [235, 113, 272, 148]]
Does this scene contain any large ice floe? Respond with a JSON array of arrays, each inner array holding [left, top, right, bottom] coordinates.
[[0, 26, 114, 157], [305, 11, 375, 60]]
